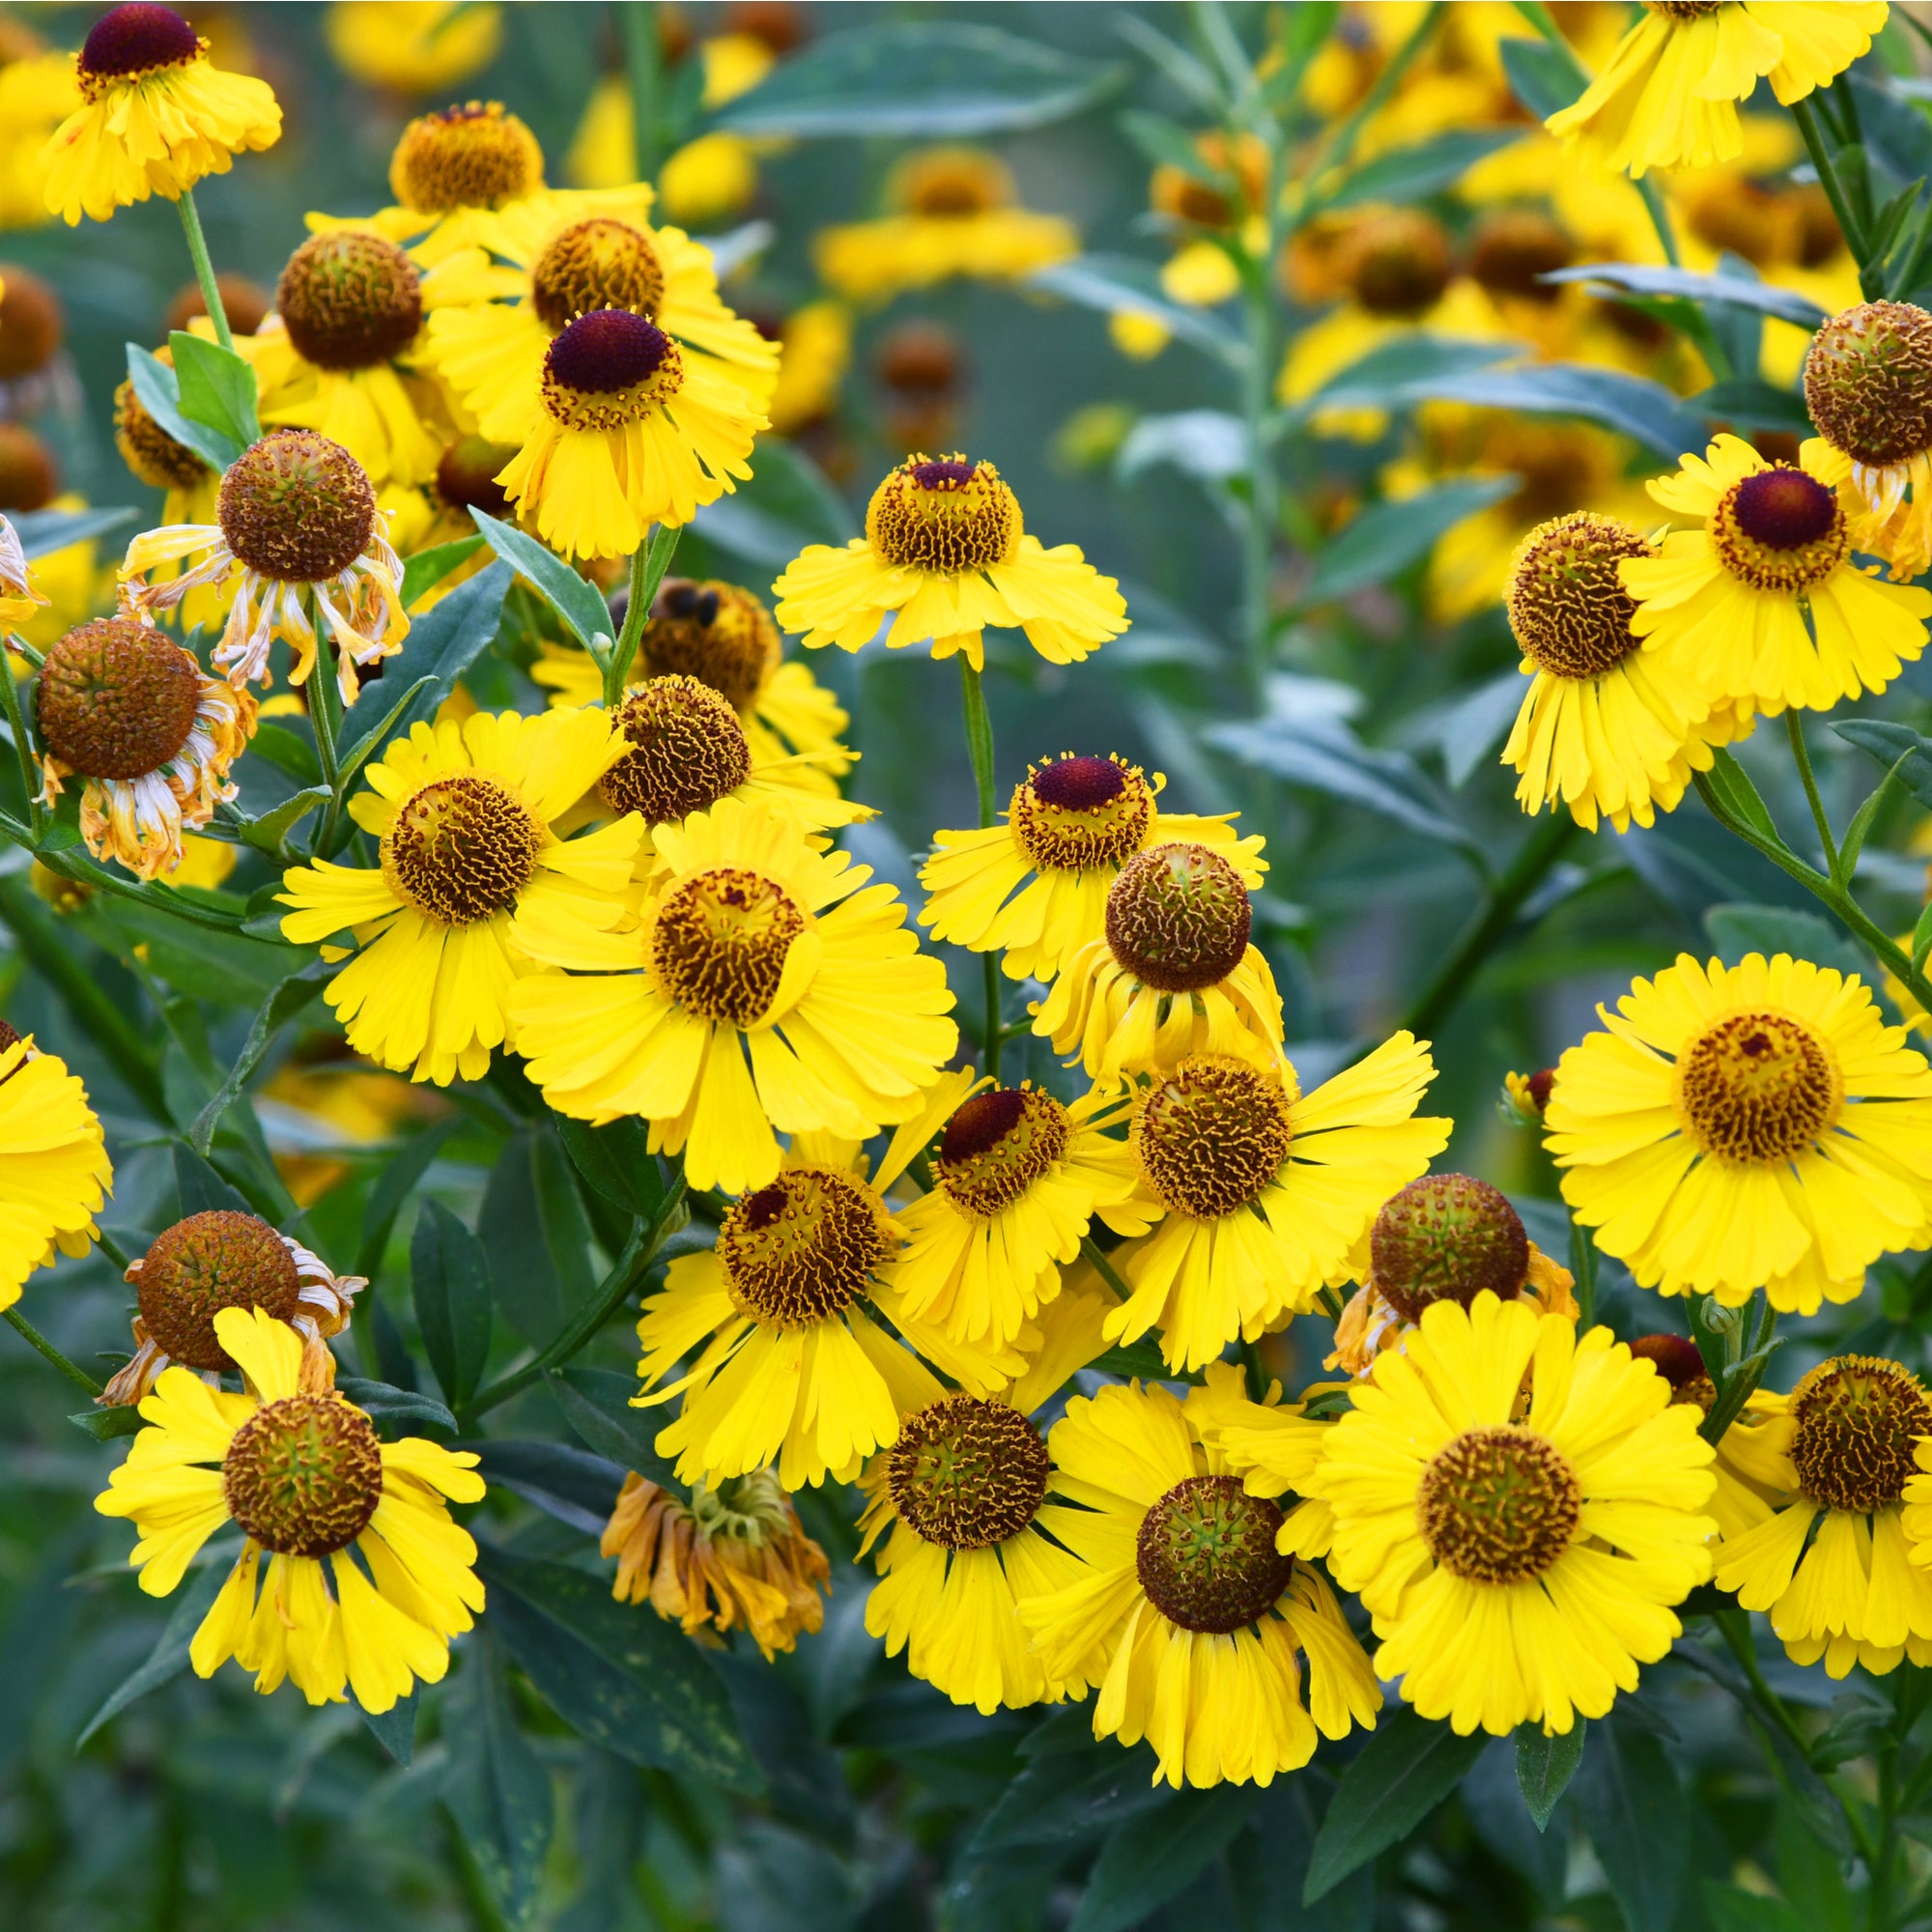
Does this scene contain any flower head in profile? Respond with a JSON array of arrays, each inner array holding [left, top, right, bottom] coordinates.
[[772, 454, 1129, 673], [509, 796, 957, 1195], [96, 1305, 485, 1714], [113, 351, 216, 524], [1312, 1293, 1716, 1735], [42, 3, 281, 226], [1546, 2, 1886, 179], [1547, 952, 1932, 1314], [120, 428, 410, 703], [279, 706, 640, 1085], [1502, 511, 1746, 833], [0, 510, 45, 627], [603, 1466, 829, 1662], [35, 616, 253, 881], [1622, 435, 1931, 718], [921, 753, 1265, 984], [326, 1, 503, 97], [101, 1208, 363, 1407], [1019, 1370, 1381, 1787], [363, 99, 546, 254], [1718, 1355, 1932, 1677], [0, 1024, 111, 1308]]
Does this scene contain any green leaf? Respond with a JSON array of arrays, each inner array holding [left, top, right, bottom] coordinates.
[[441, 1634, 554, 1929], [691, 436, 862, 568], [1499, 32, 1585, 120], [1028, 254, 1243, 364], [1913, 898, 1932, 974], [469, 510, 611, 653], [480, 1123, 598, 1348], [9, 504, 136, 560], [1703, 747, 1783, 844], [1835, 718, 1932, 812], [1398, 360, 1707, 460], [412, 1200, 495, 1409], [547, 1365, 676, 1484], [1693, 378, 1814, 435], [168, 329, 260, 448], [232, 784, 329, 856], [1117, 109, 1228, 187], [187, 963, 329, 1154], [1115, 410, 1244, 487], [1302, 477, 1517, 604], [555, 1115, 666, 1218], [127, 342, 236, 470], [400, 532, 486, 610], [75, 1556, 231, 1746], [70, 1405, 145, 1441], [1303, 1710, 1486, 1903], [1515, 1719, 1585, 1831], [360, 1690, 416, 1767], [1545, 263, 1829, 331], [173, 1141, 252, 1217], [970, 1746, 1167, 1851], [248, 721, 323, 785], [475, 1542, 761, 1791], [1325, 128, 1518, 211], [336, 1377, 457, 1435], [1701, 1885, 1809, 1932], [1295, 333, 1520, 419], [1069, 1784, 1256, 1932], [1575, 1719, 1688, 1932], [332, 676, 435, 794], [1705, 904, 1864, 978], [355, 1116, 463, 1278], [713, 22, 1122, 137], [464, 1438, 626, 1536]]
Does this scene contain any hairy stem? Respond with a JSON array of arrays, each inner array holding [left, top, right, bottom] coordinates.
[[4, 1305, 104, 1396]]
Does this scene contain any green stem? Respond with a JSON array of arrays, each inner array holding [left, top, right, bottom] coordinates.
[[1568, 1215, 1597, 1330], [1787, 711, 1840, 884], [4, 1305, 104, 1396], [1714, 1606, 1814, 1761], [0, 648, 43, 837], [1397, 812, 1580, 1041], [306, 628, 347, 860], [621, 0, 663, 183], [604, 525, 680, 707], [1791, 96, 1868, 266], [958, 659, 1002, 1079], [175, 188, 232, 353], [1237, 247, 1278, 701], [1078, 1234, 1133, 1305], [1700, 1296, 1776, 1444]]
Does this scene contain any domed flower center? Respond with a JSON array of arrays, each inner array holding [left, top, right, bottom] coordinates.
[[1136, 1474, 1292, 1634], [277, 231, 424, 372], [935, 1085, 1069, 1217], [1470, 210, 1573, 304], [1630, 1333, 1717, 1414], [1675, 1009, 1840, 1163], [389, 100, 544, 215], [0, 423, 57, 512], [114, 376, 210, 493], [0, 268, 64, 382], [532, 218, 667, 332], [1104, 842, 1251, 992], [1804, 299, 1932, 469], [38, 619, 202, 781], [218, 429, 377, 582], [640, 580, 781, 713], [600, 676, 752, 825], [1506, 511, 1650, 681], [1348, 210, 1452, 317], [1790, 1356, 1932, 1514], [1711, 467, 1847, 593], [1009, 754, 1153, 871], [540, 309, 682, 431], [222, 1394, 384, 1557], [717, 1166, 892, 1328], [651, 867, 807, 1026], [135, 1209, 301, 1371], [1370, 1174, 1530, 1321], [434, 435, 515, 518], [888, 1395, 1050, 1549], [1136, 1055, 1293, 1221], [899, 150, 1009, 218], [1419, 1425, 1581, 1584], [380, 774, 542, 924], [865, 455, 1021, 574], [78, 4, 200, 88]]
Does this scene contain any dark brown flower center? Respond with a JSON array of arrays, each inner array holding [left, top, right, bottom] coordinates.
[[718, 1166, 892, 1328], [600, 676, 752, 825], [79, 3, 199, 81], [380, 773, 542, 924], [1009, 754, 1153, 871], [0, 423, 57, 512], [435, 435, 516, 518], [1418, 1426, 1581, 1584], [0, 267, 64, 382], [1711, 468, 1847, 593], [1630, 1333, 1717, 1414], [277, 232, 424, 372], [222, 1394, 384, 1557], [1804, 300, 1932, 468], [1506, 512, 1650, 680], [935, 1086, 1069, 1217], [650, 867, 806, 1026], [1469, 210, 1573, 304], [639, 580, 781, 713], [1136, 1474, 1292, 1634], [218, 429, 378, 582], [38, 619, 202, 780], [1675, 1009, 1840, 1163], [1348, 209, 1452, 317], [1104, 842, 1251, 992], [1790, 1357, 1932, 1514], [1135, 1055, 1293, 1220], [531, 219, 666, 332], [135, 1209, 301, 1371], [888, 1395, 1049, 1548], [1370, 1174, 1529, 1321], [865, 455, 1019, 573]]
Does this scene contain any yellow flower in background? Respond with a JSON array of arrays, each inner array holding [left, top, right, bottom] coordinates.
[[661, 131, 760, 229], [1501, 511, 1747, 834], [326, 1, 502, 95], [278, 707, 640, 1086], [767, 298, 851, 437], [921, 753, 1265, 985], [815, 147, 1077, 303], [1547, 1, 1887, 179], [511, 798, 956, 1193], [0, 50, 82, 228], [1101, 1039, 1449, 1373], [42, 2, 281, 226], [1547, 952, 1932, 1314], [1313, 1293, 1716, 1736], [773, 454, 1128, 672], [1623, 435, 1932, 718], [96, 1306, 485, 1714], [0, 1028, 110, 1309], [1020, 1371, 1381, 1788]]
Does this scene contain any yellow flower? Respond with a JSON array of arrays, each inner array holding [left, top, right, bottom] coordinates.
[[96, 1306, 485, 1713], [857, 1278, 1122, 1714], [773, 453, 1128, 673], [661, 130, 760, 228], [1547, 2, 1886, 179], [0, 511, 44, 628], [815, 147, 1077, 303], [1019, 1369, 1381, 1788], [121, 430, 410, 703], [1501, 511, 1747, 834], [1100, 1039, 1450, 1373], [1313, 1293, 1715, 1735], [767, 299, 851, 437], [101, 1208, 363, 1407], [0, 1028, 111, 1308], [1623, 435, 1932, 718], [1546, 952, 1932, 1313], [603, 1466, 829, 1662], [35, 616, 254, 881], [278, 706, 640, 1085], [325, 1, 502, 95], [508, 795, 957, 1194], [920, 753, 1265, 984], [0, 50, 82, 228], [42, 3, 280, 226], [635, 1110, 1029, 1492], [1718, 1356, 1932, 1677]]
